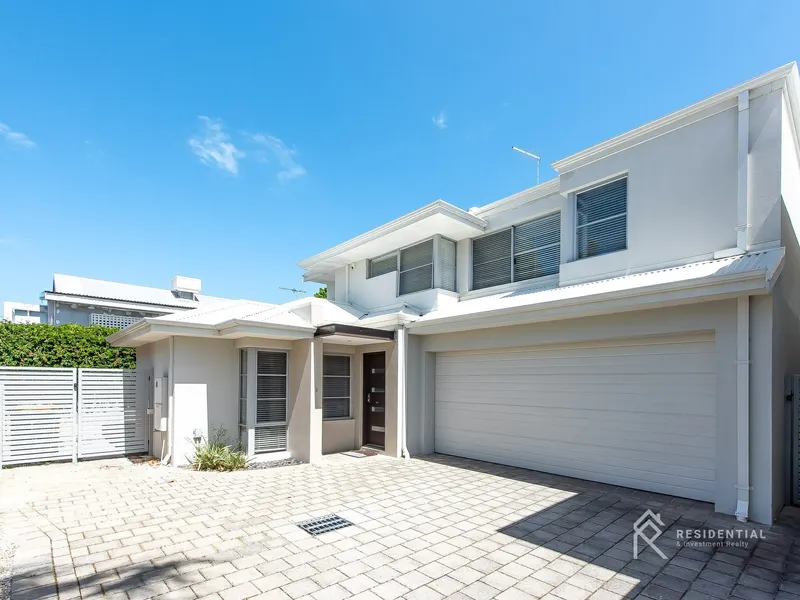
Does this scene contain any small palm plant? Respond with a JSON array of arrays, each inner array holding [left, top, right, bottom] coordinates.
[[190, 427, 247, 471]]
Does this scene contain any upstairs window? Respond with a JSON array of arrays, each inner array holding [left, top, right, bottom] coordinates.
[[368, 237, 456, 296], [576, 177, 627, 259], [472, 213, 561, 291], [368, 253, 397, 279], [399, 239, 434, 295]]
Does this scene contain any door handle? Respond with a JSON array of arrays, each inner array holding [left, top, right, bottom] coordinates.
[[367, 393, 371, 404]]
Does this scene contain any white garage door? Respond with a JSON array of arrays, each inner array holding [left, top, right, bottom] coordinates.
[[435, 333, 716, 501]]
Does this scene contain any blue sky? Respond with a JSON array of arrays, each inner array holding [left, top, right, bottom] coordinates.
[[1, 2, 799, 305]]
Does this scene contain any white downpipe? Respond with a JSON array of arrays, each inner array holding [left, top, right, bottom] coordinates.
[[737, 90, 750, 252], [397, 325, 410, 460], [167, 335, 176, 467], [346, 264, 351, 304], [735, 296, 751, 522]]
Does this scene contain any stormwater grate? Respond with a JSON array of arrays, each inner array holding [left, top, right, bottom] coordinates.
[[296, 514, 353, 536]]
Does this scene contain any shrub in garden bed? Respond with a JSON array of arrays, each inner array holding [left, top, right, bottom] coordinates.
[[189, 428, 247, 471]]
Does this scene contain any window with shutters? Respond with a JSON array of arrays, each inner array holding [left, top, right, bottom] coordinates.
[[367, 237, 456, 296], [323, 355, 350, 420], [471, 212, 561, 291], [576, 177, 627, 259], [368, 253, 398, 279], [438, 238, 457, 292], [399, 239, 434, 295], [254, 351, 288, 452]]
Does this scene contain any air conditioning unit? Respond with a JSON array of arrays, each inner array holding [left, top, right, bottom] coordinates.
[[171, 276, 201, 294]]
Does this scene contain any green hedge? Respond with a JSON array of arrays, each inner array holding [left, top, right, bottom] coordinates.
[[0, 322, 136, 368]]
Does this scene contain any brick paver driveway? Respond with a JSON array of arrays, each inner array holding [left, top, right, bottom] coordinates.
[[2, 454, 800, 600]]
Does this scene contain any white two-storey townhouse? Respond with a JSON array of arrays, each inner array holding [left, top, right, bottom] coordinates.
[[112, 63, 800, 524]]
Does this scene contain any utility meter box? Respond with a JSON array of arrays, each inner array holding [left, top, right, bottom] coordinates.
[[153, 376, 168, 431]]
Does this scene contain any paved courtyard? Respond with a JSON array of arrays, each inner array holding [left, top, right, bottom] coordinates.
[[2, 454, 800, 600]]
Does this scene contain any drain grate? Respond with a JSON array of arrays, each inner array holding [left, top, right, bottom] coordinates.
[[296, 514, 353, 536]]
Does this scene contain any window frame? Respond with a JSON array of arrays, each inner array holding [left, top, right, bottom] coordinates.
[[574, 176, 628, 260], [322, 354, 352, 421], [365, 235, 456, 297], [397, 238, 435, 296], [367, 252, 398, 279], [470, 211, 561, 291], [254, 350, 289, 453]]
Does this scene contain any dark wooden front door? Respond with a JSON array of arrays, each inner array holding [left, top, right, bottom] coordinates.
[[363, 352, 386, 448]]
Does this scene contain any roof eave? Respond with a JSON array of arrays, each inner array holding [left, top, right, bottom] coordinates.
[[297, 199, 487, 271], [470, 179, 561, 218], [44, 291, 192, 312], [408, 268, 774, 336], [551, 62, 799, 174]]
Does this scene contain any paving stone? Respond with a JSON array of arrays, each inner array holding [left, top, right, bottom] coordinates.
[[515, 576, 555, 598], [404, 586, 444, 600], [733, 584, 780, 600], [481, 570, 518, 591], [10, 455, 800, 600], [281, 577, 321, 599], [220, 582, 261, 600], [428, 575, 465, 596], [641, 582, 685, 600], [551, 582, 592, 600], [371, 579, 409, 600]]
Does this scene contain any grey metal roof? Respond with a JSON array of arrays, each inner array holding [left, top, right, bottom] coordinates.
[[50, 273, 230, 308]]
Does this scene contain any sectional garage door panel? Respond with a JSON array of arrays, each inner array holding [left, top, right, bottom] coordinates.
[[434, 333, 717, 501]]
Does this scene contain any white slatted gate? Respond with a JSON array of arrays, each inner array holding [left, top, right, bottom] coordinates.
[[78, 369, 146, 459], [0, 367, 147, 467], [0, 367, 77, 466]]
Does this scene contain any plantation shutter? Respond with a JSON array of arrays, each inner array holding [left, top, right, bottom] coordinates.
[[255, 351, 287, 452], [399, 239, 434, 295], [514, 213, 561, 281], [368, 254, 398, 278], [323, 355, 350, 419], [576, 178, 627, 259], [439, 238, 457, 292], [472, 229, 512, 290]]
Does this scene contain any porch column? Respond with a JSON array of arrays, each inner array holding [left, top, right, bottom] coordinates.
[[288, 338, 323, 464]]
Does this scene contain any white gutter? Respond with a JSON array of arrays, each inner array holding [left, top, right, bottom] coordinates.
[[298, 200, 487, 271], [737, 90, 750, 252], [346, 264, 351, 305], [43, 292, 192, 313], [735, 296, 751, 522], [397, 325, 410, 460], [409, 267, 775, 335]]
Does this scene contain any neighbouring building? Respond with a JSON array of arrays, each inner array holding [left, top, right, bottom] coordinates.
[[4, 274, 228, 327], [110, 63, 800, 525]]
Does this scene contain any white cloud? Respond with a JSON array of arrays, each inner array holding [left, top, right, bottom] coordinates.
[[188, 116, 244, 174], [249, 133, 307, 183], [0, 122, 36, 148], [432, 110, 447, 130]]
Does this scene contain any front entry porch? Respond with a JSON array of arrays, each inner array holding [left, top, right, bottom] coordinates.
[[237, 324, 404, 465]]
